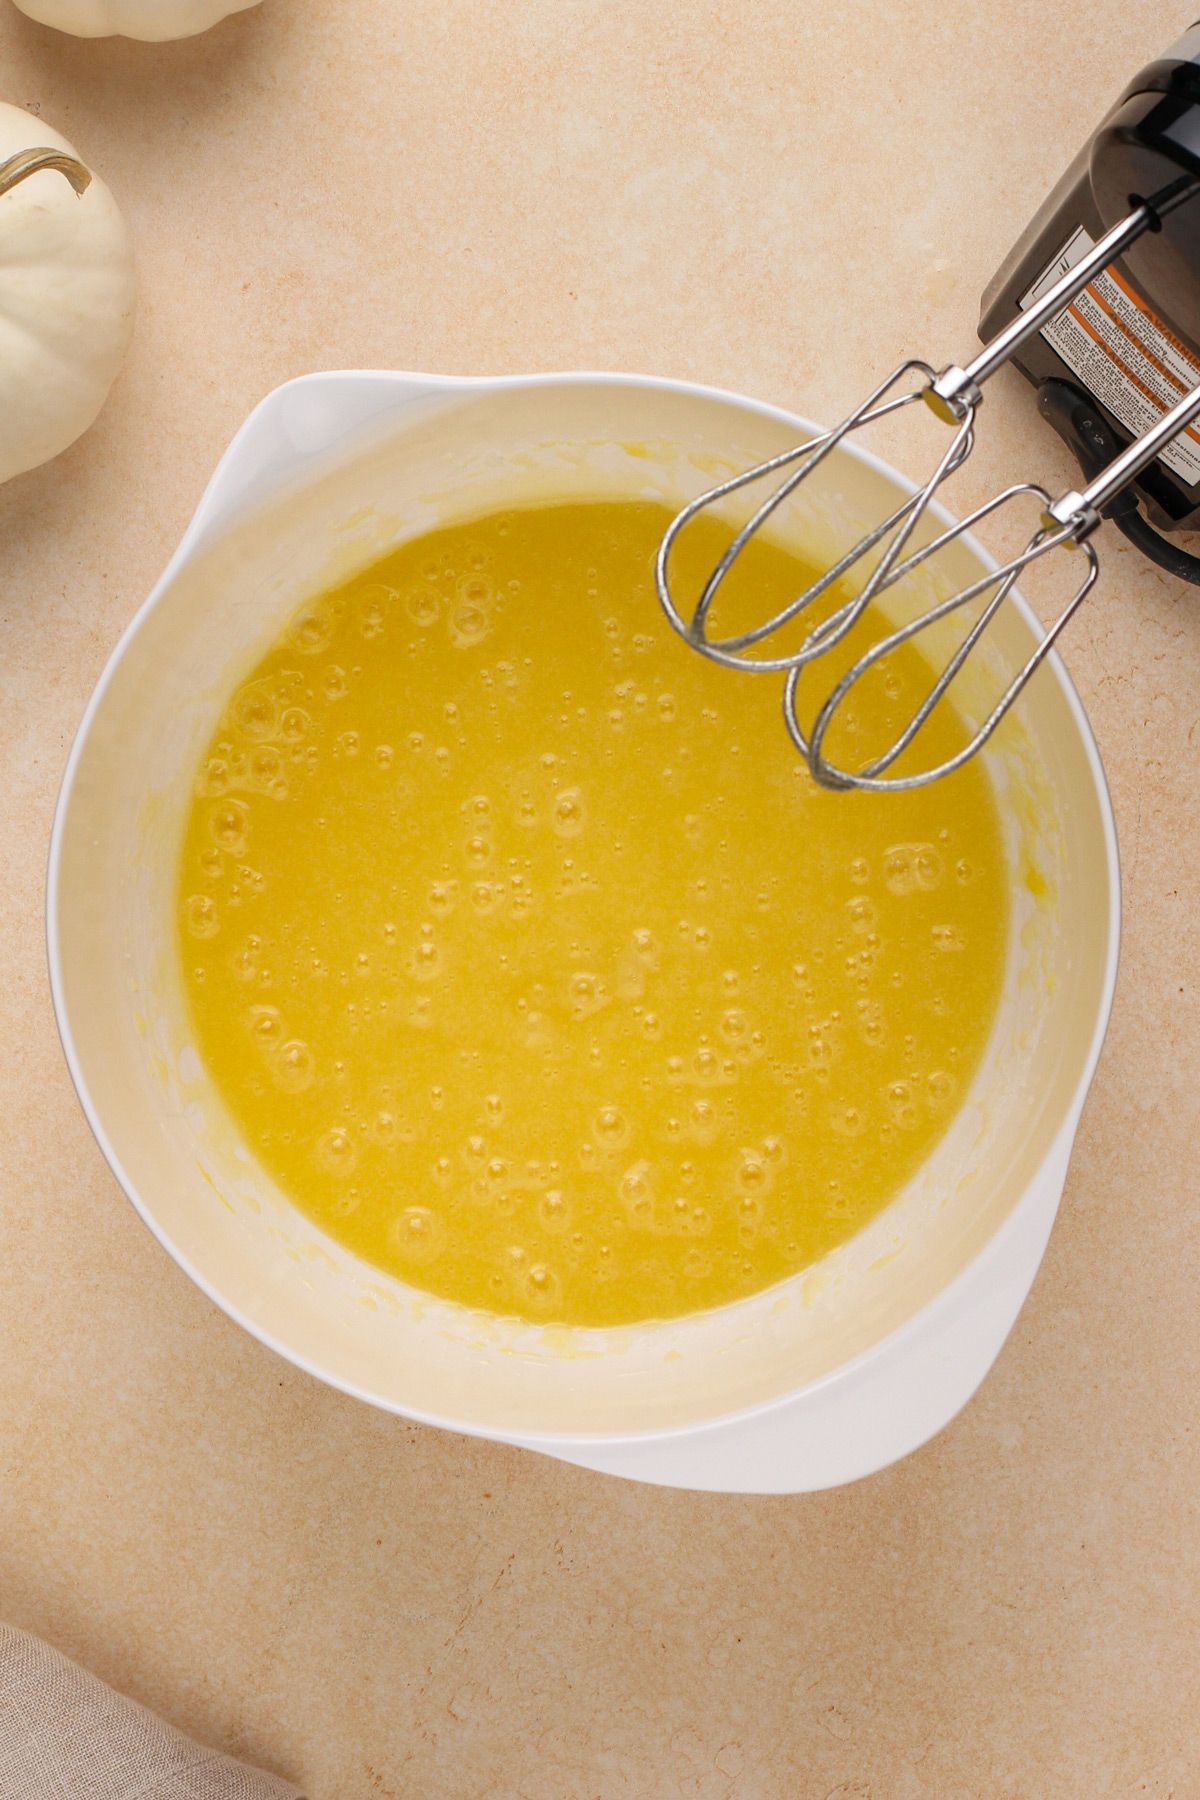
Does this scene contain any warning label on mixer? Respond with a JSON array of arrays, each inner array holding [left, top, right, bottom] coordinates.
[[1020, 224, 1200, 487]]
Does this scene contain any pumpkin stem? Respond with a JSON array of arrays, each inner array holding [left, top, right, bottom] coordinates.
[[0, 147, 91, 200]]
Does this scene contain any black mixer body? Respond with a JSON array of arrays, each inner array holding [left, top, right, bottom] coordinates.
[[981, 22, 1200, 544]]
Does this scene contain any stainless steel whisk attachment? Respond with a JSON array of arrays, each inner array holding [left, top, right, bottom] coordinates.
[[656, 179, 1200, 792]]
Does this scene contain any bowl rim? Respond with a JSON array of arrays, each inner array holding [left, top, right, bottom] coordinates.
[[45, 367, 1123, 1445]]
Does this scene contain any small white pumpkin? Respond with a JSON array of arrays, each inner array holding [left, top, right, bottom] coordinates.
[[9, 0, 261, 39], [0, 104, 136, 485]]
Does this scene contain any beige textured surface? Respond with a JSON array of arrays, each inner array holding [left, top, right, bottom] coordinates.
[[0, 3, 1197, 1795], [0, 1622, 302, 1798]]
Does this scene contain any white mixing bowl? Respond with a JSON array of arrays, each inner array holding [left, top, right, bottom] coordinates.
[[47, 372, 1119, 1492]]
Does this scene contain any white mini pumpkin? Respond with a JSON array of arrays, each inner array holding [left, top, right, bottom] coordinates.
[[9, 0, 261, 38], [0, 104, 136, 485]]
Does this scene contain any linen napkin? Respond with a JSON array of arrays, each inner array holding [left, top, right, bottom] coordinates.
[[0, 1623, 304, 1799]]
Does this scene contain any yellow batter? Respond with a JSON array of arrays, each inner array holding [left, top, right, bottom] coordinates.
[[178, 500, 1008, 1328]]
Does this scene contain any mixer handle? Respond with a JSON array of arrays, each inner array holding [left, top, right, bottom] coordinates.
[[1043, 373, 1200, 541], [1038, 379, 1200, 584]]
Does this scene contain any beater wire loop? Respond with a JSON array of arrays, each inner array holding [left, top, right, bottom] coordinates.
[[657, 361, 977, 677], [791, 509, 1100, 792]]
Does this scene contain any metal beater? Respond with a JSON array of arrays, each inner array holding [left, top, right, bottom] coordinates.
[[655, 178, 1200, 792]]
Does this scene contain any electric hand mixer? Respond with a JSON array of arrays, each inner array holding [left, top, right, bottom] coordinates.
[[657, 23, 1200, 792]]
